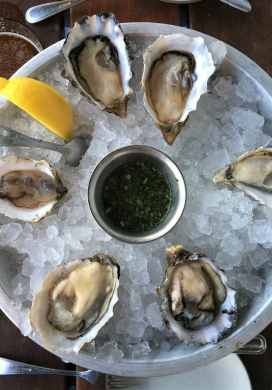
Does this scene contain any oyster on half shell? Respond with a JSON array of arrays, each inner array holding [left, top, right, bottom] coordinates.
[[213, 147, 272, 207], [29, 254, 120, 354], [61, 13, 132, 118], [141, 34, 215, 145], [0, 156, 67, 222], [157, 245, 237, 345]]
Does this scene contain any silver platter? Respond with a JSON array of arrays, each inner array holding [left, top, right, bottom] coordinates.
[[0, 23, 272, 377]]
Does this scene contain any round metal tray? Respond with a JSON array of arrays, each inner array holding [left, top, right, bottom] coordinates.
[[0, 23, 272, 377]]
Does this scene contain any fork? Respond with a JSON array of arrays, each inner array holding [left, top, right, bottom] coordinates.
[[0, 357, 142, 389], [0, 334, 266, 389], [0, 125, 89, 167]]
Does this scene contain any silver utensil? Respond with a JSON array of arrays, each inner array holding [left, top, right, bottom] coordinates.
[[26, 0, 88, 24], [220, 0, 251, 12], [0, 357, 142, 389], [234, 334, 267, 355], [0, 125, 89, 167], [0, 336, 265, 388]]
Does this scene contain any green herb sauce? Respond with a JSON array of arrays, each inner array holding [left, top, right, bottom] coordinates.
[[102, 161, 172, 232]]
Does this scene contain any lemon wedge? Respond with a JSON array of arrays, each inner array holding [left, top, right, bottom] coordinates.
[[0, 77, 74, 140]]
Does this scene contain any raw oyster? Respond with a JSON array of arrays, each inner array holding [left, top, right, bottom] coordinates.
[[157, 245, 237, 345], [0, 156, 67, 222], [213, 147, 272, 207], [141, 34, 215, 145], [61, 13, 132, 118], [29, 254, 120, 354]]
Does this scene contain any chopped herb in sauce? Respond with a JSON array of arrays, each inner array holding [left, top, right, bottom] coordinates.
[[102, 161, 172, 232]]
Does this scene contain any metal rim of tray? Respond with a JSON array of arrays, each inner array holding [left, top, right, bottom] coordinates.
[[0, 22, 272, 377]]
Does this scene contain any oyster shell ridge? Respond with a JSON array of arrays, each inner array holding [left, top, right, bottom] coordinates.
[[157, 245, 237, 345], [29, 254, 120, 354]]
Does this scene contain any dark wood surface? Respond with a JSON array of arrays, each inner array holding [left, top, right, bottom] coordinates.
[[240, 325, 272, 390], [0, 309, 67, 390], [189, 0, 272, 77], [76, 369, 98, 390], [0, 0, 62, 49], [70, 0, 180, 26], [1, 1, 272, 390]]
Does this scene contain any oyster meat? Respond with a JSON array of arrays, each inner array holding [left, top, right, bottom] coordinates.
[[141, 34, 215, 145], [29, 254, 120, 354], [61, 13, 132, 118], [157, 245, 237, 345], [0, 156, 67, 222], [213, 147, 272, 207]]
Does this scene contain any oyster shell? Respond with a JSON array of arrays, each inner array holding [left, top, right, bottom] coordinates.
[[0, 156, 67, 222], [213, 147, 272, 207], [61, 13, 132, 118], [29, 254, 120, 354], [157, 245, 237, 345], [141, 34, 215, 145]]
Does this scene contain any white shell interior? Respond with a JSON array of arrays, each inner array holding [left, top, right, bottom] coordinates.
[[29, 258, 119, 354], [61, 14, 132, 110], [214, 147, 272, 208], [0, 156, 59, 222], [141, 34, 215, 125], [159, 256, 237, 345]]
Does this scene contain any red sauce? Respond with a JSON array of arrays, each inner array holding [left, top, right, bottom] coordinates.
[[0, 33, 39, 79]]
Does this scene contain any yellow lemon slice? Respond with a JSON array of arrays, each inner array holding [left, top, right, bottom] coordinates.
[[0, 77, 74, 140]]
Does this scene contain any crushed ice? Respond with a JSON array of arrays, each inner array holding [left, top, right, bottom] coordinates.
[[0, 38, 271, 364]]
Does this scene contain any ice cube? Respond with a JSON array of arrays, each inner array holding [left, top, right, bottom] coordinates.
[[93, 341, 124, 365], [208, 40, 227, 67], [128, 341, 151, 358], [145, 303, 164, 331], [116, 317, 148, 338], [201, 148, 230, 179], [239, 273, 264, 293]]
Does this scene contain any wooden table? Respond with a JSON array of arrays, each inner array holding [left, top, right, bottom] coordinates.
[[0, 0, 62, 49], [1, 0, 272, 389]]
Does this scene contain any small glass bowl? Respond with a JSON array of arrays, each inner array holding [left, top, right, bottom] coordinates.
[[0, 19, 43, 79], [0, 19, 43, 51], [88, 145, 186, 244]]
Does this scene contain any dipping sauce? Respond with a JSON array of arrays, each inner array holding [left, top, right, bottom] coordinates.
[[0, 33, 39, 79], [102, 161, 172, 232]]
